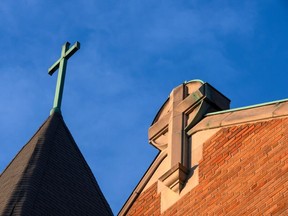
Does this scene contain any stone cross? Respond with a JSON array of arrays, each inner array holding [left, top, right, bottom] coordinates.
[[48, 41, 80, 114], [148, 83, 196, 168], [148, 81, 230, 193], [148, 81, 231, 167]]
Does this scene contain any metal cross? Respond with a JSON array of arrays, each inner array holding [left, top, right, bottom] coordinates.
[[48, 41, 80, 115]]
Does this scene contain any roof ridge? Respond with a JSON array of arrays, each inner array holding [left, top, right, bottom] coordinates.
[[207, 98, 288, 116], [58, 115, 113, 215], [1, 113, 60, 215], [24, 114, 62, 214], [0, 114, 51, 177]]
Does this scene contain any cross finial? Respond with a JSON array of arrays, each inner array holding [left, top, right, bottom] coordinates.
[[48, 41, 80, 115]]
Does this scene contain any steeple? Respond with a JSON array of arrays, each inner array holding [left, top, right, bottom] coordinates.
[[0, 113, 113, 215], [0, 42, 113, 215]]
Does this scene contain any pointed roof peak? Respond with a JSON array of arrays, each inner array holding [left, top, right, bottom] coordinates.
[[0, 114, 113, 215]]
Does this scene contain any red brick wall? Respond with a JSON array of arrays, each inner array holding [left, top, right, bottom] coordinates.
[[126, 183, 161, 216], [126, 117, 288, 215]]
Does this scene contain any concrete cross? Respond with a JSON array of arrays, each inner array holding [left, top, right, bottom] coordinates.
[[148, 83, 198, 168], [48, 41, 80, 114], [148, 81, 230, 193]]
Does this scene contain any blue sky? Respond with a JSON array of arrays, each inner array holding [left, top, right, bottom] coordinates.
[[0, 0, 287, 214]]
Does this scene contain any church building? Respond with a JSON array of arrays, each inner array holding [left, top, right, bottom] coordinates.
[[1, 41, 288, 215], [119, 80, 288, 215]]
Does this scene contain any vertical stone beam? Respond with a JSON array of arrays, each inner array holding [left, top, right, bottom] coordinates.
[[168, 84, 185, 168], [181, 108, 190, 168]]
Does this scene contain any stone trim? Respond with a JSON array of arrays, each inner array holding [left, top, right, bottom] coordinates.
[[159, 163, 189, 194], [118, 150, 167, 216]]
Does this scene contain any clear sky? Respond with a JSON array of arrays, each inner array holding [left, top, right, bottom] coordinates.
[[0, 0, 287, 214]]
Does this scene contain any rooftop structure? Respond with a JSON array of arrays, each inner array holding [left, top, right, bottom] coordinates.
[[120, 80, 288, 215]]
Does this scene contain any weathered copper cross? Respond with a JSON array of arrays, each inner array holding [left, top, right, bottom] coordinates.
[[48, 41, 80, 114]]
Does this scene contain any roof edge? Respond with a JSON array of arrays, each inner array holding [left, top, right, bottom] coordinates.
[[188, 98, 288, 136], [207, 98, 288, 116], [0, 114, 53, 176], [118, 150, 167, 216], [185, 79, 205, 84], [59, 115, 113, 215]]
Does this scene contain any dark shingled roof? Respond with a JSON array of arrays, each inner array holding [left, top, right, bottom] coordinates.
[[0, 112, 113, 216]]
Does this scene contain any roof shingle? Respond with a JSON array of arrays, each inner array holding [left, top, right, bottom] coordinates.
[[0, 112, 113, 216]]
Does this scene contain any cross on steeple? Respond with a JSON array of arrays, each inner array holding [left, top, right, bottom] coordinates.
[[48, 41, 80, 115]]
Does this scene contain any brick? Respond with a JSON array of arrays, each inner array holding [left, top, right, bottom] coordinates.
[[125, 117, 288, 216]]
